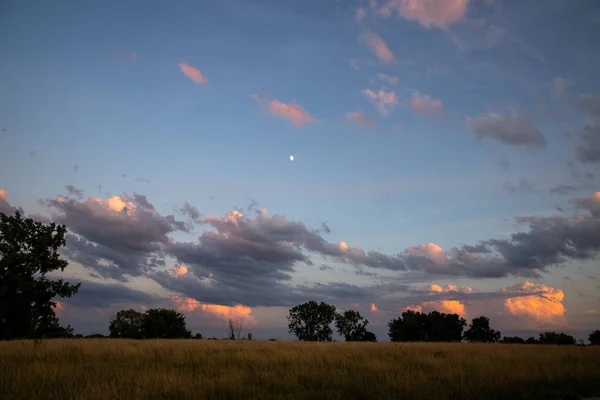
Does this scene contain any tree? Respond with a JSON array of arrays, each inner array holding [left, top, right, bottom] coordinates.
[[425, 311, 466, 342], [388, 310, 466, 342], [525, 336, 539, 344], [141, 308, 191, 339], [589, 330, 600, 345], [287, 301, 337, 341], [109, 309, 144, 339], [388, 310, 427, 342], [193, 333, 203, 339], [500, 336, 525, 344], [538, 331, 576, 345], [463, 316, 501, 343], [0, 211, 80, 339], [228, 317, 243, 340], [335, 310, 377, 341]]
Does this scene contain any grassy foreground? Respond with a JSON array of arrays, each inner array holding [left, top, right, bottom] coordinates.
[[1, 340, 600, 400]]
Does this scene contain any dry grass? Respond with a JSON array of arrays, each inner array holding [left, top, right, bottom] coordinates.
[[1, 339, 599, 400]]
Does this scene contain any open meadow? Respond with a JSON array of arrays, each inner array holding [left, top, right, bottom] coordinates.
[[1, 340, 600, 400]]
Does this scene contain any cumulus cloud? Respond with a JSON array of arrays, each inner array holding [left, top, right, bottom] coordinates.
[[0, 189, 22, 216], [374, 0, 470, 29], [427, 284, 473, 294], [410, 92, 444, 116], [363, 88, 398, 116], [360, 30, 396, 64], [347, 110, 377, 129], [173, 264, 189, 276], [179, 61, 209, 85], [403, 300, 466, 317], [252, 94, 318, 127], [502, 281, 566, 325], [569, 192, 600, 217], [171, 296, 256, 324], [468, 113, 546, 148]]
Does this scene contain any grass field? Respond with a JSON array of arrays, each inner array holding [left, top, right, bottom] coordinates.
[[1, 339, 600, 400]]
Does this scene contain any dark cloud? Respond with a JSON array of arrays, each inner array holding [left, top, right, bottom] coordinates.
[[569, 192, 600, 217], [0, 193, 23, 216], [504, 178, 538, 194], [180, 201, 201, 220], [65, 185, 84, 198], [43, 191, 186, 279], [59, 279, 157, 309], [319, 264, 332, 271], [468, 114, 546, 148], [73, 164, 79, 173], [498, 156, 510, 173], [575, 125, 600, 164]]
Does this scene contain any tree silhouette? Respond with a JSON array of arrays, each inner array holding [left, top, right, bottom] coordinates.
[[589, 330, 600, 345], [463, 316, 501, 343], [388, 310, 466, 342], [537, 331, 576, 345], [335, 310, 377, 341], [109, 309, 144, 339], [140, 308, 191, 339], [228, 317, 243, 340], [500, 336, 526, 344], [0, 211, 80, 339], [287, 301, 337, 341]]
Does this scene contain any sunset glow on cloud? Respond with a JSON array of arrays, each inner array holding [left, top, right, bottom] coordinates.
[[360, 30, 396, 64], [503, 281, 566, 324], [179, 61, 209, 85]]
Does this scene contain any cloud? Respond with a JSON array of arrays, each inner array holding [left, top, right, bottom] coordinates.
[[468, 113, 547, 148], [504, 179, 537, 194], [171, 296, 256, 324], [173, 264, 189, 276], [498, 156, 510, 173], [0, 189, 22, 216], [43, 191, 187, 280], [371, 303, 378, 311], [410, 92, 444, 116], [426, 284, 473, 294], [355, 7, 367, 21], [65, 185, 84, 198], [347, 111, 377, 129], [574, 94, 600, 164], [502, 281, 566, 325], [252, 94, 318, 127], [349, 59, 359, 70], [552, 76, 568, 98], [404, 300, 467, 317], [377, 73, 398, 86], [61, 279, 157, 309], [569, 192, 600, 217], [179, 61, 209, 85], [374, 0, 470, 29], [359, 30, 396, 64], [0, 189, 6, 201], [363, 88, 398, 116]]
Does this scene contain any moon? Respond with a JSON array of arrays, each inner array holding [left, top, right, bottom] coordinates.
[[289, 155, 294, 161]]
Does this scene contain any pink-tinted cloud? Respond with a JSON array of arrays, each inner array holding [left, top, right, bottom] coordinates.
[[363, 88, 398, 116], [375, 0, 470, 29], [347, 110, 377, 129], [410, 92, 444, 116], [371, 303, 378, 311], [252, 94, 318, 127], [377, 73, 398, 86], [179, 61, 209, 85], [427, 284, 473, 294], [502, 281, 566, 325], [0, 189, 6, 201], [552, 76, 568, 98], [171, 296, 256, 324], [172, 265, 189, 277], [405, 300, 467, 317], [360, 30, 396, 64], [356, 7, 367, 21]]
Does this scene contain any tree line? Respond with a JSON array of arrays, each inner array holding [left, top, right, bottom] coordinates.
[[286, 300, 600, 345], [2, 211, 600, 345]]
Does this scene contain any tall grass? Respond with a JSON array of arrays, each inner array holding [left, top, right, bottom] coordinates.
[[1, 339, 599, 400]]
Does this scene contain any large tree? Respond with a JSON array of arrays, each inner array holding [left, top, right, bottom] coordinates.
[[109, 309, 144, 339], [287, 301, 337, 341], [0, 211, 80, 339], [140, 308, 191, 339], [537, 331, 576, 345], [388, 310, 427, 342], [463, 316, 501, 343], [589, 330, 600, 345], [335, 310, 377, 342]]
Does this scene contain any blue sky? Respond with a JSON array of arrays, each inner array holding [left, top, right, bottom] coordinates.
[[1, 0, 599, 340]]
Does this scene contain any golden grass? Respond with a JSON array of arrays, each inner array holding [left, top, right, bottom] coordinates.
[[1, 339, 599, 400]]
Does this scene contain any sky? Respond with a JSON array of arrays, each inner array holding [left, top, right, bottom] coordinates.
[[1, 0, 599, 340]]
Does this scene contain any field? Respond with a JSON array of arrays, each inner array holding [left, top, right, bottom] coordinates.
[[1, 340, 600, 400]]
